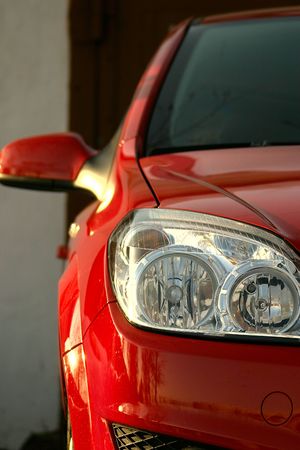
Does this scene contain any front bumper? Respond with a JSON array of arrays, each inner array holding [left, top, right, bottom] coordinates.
[[67, 302, 300, 449]]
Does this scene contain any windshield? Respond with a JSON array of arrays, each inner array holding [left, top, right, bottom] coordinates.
[[145, 17, 300, 155]]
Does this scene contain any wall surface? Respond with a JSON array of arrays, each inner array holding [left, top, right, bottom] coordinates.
[[0, 1, 68, 449]]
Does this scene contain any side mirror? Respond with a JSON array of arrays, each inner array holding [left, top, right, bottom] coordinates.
[[0, 133, 97, 191]]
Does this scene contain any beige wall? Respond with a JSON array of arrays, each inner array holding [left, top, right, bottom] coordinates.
[[0, 1, 68, 448]]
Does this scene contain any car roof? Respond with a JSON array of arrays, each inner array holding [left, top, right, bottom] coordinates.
[[201, 6, 300, 25]]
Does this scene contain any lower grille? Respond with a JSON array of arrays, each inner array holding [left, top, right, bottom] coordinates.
[[111, 423, 220, 449]]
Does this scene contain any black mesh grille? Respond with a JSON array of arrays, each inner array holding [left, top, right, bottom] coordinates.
[[111, 423, 220, 449]]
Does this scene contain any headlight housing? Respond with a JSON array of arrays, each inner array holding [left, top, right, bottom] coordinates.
[[109, 209, 300, 340]]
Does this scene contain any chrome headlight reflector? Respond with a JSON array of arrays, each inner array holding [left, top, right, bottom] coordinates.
[[136, 247, 220, 330], [109, 209, 300, 340], [219, 260, 300, 334]]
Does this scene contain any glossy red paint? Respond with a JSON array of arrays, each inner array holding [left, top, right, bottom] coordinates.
[[0, 133, 96, 180], [63, 345, 93, 448], [59, 255, 83, 354], [77, 302, 300, 450], [119, 19, 191, 157], [63, 343, 116, 449], [202, 6, 300, 24], [140, 147, 300, 251], [59, 138, 157, 350]]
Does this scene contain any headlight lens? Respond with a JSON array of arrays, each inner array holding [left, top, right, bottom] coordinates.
[[137, 248, 219, 329], [109, 209, 300, 340]]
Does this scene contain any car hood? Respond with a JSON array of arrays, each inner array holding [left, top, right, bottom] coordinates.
[[140, 146, 300, 251]]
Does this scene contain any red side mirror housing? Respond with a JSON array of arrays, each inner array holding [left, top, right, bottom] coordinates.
[[0, 133, 97, 190]]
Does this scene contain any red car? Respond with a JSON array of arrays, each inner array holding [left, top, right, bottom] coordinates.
[[1, 6, 300, 450]]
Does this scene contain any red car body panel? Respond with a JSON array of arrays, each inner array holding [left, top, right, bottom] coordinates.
[[57, 10, 300, 450], [0, 133, 96, 180], [59, 139, 157, 354], [140, 146, 300, 250], [64, 301, 300, 450]]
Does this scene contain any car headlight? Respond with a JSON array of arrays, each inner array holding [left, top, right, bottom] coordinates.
[[109, 209, 300, 340]]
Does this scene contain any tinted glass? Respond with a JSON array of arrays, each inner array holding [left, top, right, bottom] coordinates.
[[146, 18, 300, 155]]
